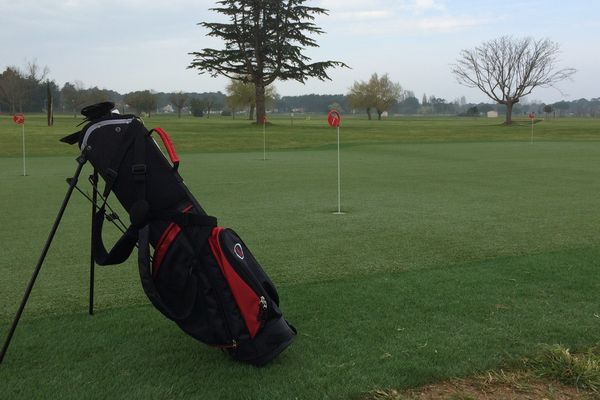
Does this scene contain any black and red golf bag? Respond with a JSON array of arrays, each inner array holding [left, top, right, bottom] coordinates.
[[61, 102, 296, 366]]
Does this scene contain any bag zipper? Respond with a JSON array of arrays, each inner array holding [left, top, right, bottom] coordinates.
[[220, 231, 271, 324]]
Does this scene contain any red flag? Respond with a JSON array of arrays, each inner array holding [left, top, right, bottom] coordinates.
[[327, 110, 341, 127], [13, 114, 25, 125]]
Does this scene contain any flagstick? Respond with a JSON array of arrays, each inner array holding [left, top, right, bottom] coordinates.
[[22, 123, 26, 176], [263, 119, 266, 161], [334, 125, 344, 215], [531, 118, 534, 144], [337, 125, 341, 213]]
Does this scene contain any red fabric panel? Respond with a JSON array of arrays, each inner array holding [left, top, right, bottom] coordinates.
[[152, 224, 181, 276], [152, 204, 194, 276], [208, 227, 261, 338]]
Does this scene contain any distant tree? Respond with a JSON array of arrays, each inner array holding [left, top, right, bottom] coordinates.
[[125, 90, 158, 117], [543, 105, 553, 119], [397, 97, 420, 114], [465, 106, 479, 116], [0, 61, 52, 113], [190, 98, 206, 117], [46, 81, 54, 126], [452, 36, 576, 125], [429, 96, 455, 114], [348, 80, 373, 120], [421, 93, 428, 106], [225, 79, 277, 120], [226, 80, 254, 120], [401, 90, 415, 100], [276, 94, 348, 113], [0, 67, 28, 113], [328, 102, 343, 112], [188, 0, 347, 124], [170, 91, 189, 118], [348, 73, 401, 120], [477, 103, 495, 113], [552, 100, 570, 117], [204, 96, 215, 119], [369, 73, 402, 119], [25, 60, 50, 84], [86, 87, 112, 105], [61, 81, 88, 116]]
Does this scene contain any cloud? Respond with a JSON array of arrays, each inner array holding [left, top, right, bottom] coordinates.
[[318, 0, 493, 36], [416, 16, 491, 32], [336, 14, 493, 36], [336, 10, 392, 20], [412, 0, 446, 13]]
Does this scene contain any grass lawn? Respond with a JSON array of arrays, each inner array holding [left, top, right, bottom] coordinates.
[[0, 114, 599, 398]]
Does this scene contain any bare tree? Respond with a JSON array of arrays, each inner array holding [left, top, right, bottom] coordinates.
[[452, 36, 576, 125], [26, 60, 50, 84], [169, 91, 189, 118]]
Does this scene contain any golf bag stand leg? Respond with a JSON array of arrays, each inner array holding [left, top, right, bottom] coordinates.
[[88, 169, 98, 316], [0, 152, 88, 365]]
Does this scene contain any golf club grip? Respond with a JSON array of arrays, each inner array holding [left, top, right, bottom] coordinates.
[[150, 128, 180, 171]]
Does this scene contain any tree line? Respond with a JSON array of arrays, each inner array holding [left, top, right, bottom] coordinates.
[[1, 63, 598, 120]]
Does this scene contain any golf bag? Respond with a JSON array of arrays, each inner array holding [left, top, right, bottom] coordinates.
[[61, 102, 296, 366]]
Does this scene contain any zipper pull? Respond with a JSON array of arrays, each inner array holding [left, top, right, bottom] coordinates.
[[259, 296, 268, 321]]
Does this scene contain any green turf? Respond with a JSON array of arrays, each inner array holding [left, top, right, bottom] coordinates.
[[1, 115, 599, 398], [1, 113, 599, 157]]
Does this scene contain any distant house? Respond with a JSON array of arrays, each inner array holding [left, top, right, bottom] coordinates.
[[487, 110, 498, 118], [160, 104, 174, 113]]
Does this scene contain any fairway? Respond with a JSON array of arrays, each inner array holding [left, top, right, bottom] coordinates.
[[1, 116, 599, 398]]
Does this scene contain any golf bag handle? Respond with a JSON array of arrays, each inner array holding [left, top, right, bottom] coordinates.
[[150, 128, 180, 171]]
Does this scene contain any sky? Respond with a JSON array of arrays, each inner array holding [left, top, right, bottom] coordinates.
[[1, 0, 598, 104]]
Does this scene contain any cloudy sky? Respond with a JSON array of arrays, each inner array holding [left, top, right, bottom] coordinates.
[[1, 0, 598, 103]]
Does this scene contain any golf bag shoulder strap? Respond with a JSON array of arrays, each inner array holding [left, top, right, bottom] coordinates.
[[92, 212, 138, 266], [91, 210, 218, 266], [91, 120, 148, 266]]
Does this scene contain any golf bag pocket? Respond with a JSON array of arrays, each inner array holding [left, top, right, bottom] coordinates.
[[208, 227, 278, 338], [151, 222, 198, 320], [206, 227, 296, 365], [146, 223, 295, 365]]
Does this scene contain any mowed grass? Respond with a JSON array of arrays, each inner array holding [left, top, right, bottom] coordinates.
[[0, 114, 600, 398], [0, 112, 599, 156]]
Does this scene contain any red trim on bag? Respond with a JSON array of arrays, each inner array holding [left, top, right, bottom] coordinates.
[[152, 204, 194, 277], [151, 127, 180, 166], [208, 227, 261, 338]]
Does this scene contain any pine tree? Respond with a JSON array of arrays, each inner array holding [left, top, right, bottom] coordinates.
[[188, 0, 347, 124]]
